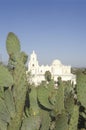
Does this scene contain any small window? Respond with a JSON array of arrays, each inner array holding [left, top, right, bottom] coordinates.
[[32, 64, 34, 67]]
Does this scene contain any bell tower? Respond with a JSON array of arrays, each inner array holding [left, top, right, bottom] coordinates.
[[28, 51, 39, 75]]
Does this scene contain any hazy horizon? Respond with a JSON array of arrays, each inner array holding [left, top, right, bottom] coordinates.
[[0, 0, 86, 67]]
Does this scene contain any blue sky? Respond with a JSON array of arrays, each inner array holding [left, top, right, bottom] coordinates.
[[0, 0, 86, 67]]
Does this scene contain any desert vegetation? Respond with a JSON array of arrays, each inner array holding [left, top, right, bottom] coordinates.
[[0, 32, 86, 130]]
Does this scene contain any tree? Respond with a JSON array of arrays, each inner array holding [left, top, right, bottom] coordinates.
[[45, 71, 51, 82]]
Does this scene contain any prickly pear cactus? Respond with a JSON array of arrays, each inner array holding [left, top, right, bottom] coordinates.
[[21, 85, 41, 130], [0, 119, 7, 130], [0, 97, 10, 123], [6, 32, 20, 61], [7, 56, 27, 130], [54, 112, 68, 130], [37, 85, 53, 110], [0, 65, 13, 89], [4, 89, 16, 118], [5, 32, 28, 130], [40, 110, 51, 130], [1, 32, 84, 130], [0, 62, 14, 130], [29, 86, 39, 116], [77, 72, 86, 108], [64, 93, 74, 118], [21, 115, 41, 130], [69, 105, 79, 130], [53, 77, 64, 115]]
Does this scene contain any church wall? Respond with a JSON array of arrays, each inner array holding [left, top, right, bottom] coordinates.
[[27, 51, 76, 86]]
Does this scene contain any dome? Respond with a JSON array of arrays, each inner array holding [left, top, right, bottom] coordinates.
[[52, 59, 61, 66]]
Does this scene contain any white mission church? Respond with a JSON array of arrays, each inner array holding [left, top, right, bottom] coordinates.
[[27, 51, 76, 85]]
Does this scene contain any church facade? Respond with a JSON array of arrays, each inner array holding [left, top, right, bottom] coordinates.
[[27, 51, 76, 85]]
